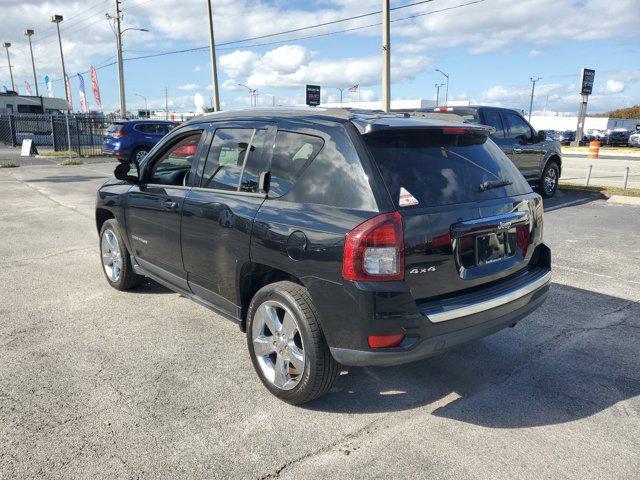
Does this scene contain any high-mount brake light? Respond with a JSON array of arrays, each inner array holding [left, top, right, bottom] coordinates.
[[342, 212, 404, 282], [442, 127, 469, 134]]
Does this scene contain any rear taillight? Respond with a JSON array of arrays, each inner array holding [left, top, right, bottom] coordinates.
[[342, 212, 404, 282], [111, 131, 125, 138], [515, 225, 530, 255], [368, 334, 405, 349]]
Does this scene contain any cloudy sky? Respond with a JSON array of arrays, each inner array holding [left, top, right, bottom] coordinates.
[[1, 0, 639, 114]]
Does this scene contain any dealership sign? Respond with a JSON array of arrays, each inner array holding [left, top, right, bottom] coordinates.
[[579, 68, 596, 96], [306, 84, 321, 106]]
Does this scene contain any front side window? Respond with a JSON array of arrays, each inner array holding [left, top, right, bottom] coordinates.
[[269, 131, 324, 197], [504, 113, 532, 140], [148, 131, 202, 185], [200, 128, 269, 193]]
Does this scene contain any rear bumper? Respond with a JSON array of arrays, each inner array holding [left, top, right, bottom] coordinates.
[[329, 268, 550, 367]]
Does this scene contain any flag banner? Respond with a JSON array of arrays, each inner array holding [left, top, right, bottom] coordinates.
[[77, 73, 87, 113], [64, 74, 73, 110], [14, 84, 19, 94], [25, 81, 32, 96], [348, 84, 359, 93], [90, 66, 102, 110], [44, 75, 53, 97]]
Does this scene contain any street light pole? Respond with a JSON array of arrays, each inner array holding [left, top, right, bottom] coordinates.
[[206, 0, 220, 111], [51, 15, 69, 104], [135, 93, 148, 113], [2, 43, 13, 91], [435, 69, 449, 105], [238, 84, 256, 107], [381, 0, 391, 112], [528, 76, 541, 122], [24, 30, 39, 96], [435, 83, 444, 106], [336, 87, 343, 105], [113, 0, 126, 117]]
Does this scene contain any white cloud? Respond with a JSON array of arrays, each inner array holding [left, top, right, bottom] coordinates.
[[600, 79, 625, 94], [528, 49, 542, 58], [219, 45, 429, 90], [176, 83, 200, 91], [192, 65, 202, 73]]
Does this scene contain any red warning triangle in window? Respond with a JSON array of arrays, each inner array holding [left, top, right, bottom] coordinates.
[[399, 187, 419, 207]]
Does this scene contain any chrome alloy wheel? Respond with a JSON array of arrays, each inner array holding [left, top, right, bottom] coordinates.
[[101, 229, 123, 282], [135, 149, 148, 162], [544, 167, 557, 194], [251, 300, 305, 390]]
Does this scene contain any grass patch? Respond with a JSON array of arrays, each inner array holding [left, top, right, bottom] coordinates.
[[559, 182, 640, 198], [60, 158, 84, 166], [38, 151, 80, 157], [0, 162, 19, 168], [561, 146, 640, 154]]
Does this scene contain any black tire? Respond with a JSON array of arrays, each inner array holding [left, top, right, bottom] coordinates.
[[246, 281, 339, 404], [540, 160, 560, 198], [131, 147, 149, 163], [99, 219, 143, 291]]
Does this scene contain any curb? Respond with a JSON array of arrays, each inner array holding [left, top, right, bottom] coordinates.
[[607, 195, 640, 206]]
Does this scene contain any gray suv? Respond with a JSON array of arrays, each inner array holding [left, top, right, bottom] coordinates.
[[426, 106, 562, 198]]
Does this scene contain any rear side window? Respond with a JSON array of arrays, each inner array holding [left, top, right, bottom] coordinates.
[[483, 110, 505, 138], [269, 131, 324, 197], [364, 129, 531, 208], [200, 128, 269, 193], [108, 123, 125, 133]]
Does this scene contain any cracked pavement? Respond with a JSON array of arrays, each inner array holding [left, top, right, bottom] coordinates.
[[0, 163, 639, 479]]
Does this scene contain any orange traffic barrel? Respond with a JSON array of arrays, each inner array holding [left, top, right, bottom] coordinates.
[[588, 140, 600, 159]]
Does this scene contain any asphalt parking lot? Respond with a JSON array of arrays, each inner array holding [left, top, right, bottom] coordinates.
[[1, 162, 639, 479]]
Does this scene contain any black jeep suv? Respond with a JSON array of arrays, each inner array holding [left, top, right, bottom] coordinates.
[[96, 109, 551, 404], [426, 106, 562, 198]]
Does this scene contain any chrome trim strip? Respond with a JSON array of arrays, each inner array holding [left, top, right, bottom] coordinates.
[[427, 271, 551, 323]]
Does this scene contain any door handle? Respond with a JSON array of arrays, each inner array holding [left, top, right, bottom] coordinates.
[[513, 147, 523, 153], [162, 200, 178, 209]]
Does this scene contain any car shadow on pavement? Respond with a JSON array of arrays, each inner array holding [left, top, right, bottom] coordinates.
[[544, 189, 606, 211], [306, 283, 640, 428]]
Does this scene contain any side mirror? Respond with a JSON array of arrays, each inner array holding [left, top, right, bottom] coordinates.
[[114, 161, 139, 183], [537, 130, 547, 142]]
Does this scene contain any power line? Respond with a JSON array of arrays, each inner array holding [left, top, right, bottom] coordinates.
[[36, 0, 484, 88]]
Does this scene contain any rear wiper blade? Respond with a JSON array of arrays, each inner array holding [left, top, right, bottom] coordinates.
[[479, 179, 513, 192]]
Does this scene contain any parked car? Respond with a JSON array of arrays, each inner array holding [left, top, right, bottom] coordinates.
[[603, 129, 631, 146], [425, 106, 562, 197], [95, 109, 551, 404], [102, 120, 177, 162], [629, 131, 640, 148], [555, 130, 576, 145]]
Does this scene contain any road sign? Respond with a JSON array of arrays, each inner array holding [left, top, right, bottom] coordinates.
[[579, 68, 595, 96], [306, 85, 321, 107]]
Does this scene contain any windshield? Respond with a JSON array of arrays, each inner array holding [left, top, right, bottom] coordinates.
[[364, 129, 531, 208]]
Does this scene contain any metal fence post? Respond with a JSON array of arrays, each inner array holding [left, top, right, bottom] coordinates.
[[65, 114, 72, 160], [586, 165, 593, 186], [50, 115, 56, 151], [623, 167, 629, 190], [74, 116, 82, 156], [9, 115, 17, 146]]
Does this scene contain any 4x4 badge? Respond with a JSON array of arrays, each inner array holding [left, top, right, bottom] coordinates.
[[399, 187, 419, 207], [409, 266, 436, 274]]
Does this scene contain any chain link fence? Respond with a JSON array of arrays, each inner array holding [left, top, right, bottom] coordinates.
[[0, 113, 112, 156]]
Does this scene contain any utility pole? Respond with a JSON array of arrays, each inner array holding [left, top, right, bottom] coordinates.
[[165, 87, 169, 120], [381, 0, 391, 112], [528, 76, 541, 122], [436, 69, 449, 105], [2, 43, 13, 91], [435, 83, 444, 106], [113, 0, 127, 117], [24, 30, 39, 96], [51, 15, 68, 104], [206, 0, 220, 111]]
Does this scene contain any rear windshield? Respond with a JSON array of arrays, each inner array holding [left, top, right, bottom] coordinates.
[[108, 123, 126, 133], [364, 129, 531, 208]]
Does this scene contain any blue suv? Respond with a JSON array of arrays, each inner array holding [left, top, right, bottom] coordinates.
[[102, 120, 177, 162]]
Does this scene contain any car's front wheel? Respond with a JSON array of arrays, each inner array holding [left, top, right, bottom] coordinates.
[[247, 281, 339, 404], [540, 160, 560, 198], [99, 219, 143, 291]]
